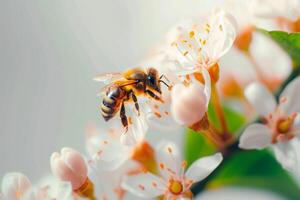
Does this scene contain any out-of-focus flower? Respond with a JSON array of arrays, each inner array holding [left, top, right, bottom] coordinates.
[[50, 147, 96, 200], [86, 113, 155, 172], [122, 141, 222, 199], [239, 77, 300, 171], [50, 147, 88, 190], [219, 32, 292, 97], [89, 160, 140, 200], [0, 173, 31, 200], [250, 0, 300, 21], [195, 187, 285, 200], [171, 68, 211, 126], [170, 9, 237, 79], [35, 176, 74, 200]]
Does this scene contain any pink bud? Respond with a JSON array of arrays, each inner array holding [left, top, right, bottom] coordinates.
[[50, 147, 88, 190], [171, 83, 208, 126], [1, 172, 31, 200]]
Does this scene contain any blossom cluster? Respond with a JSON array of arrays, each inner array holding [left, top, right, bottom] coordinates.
[[1, 0, 300, 200]]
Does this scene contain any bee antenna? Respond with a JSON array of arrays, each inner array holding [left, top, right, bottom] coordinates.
[[159, 74, 170, 83], [159, 80, 170, 88]]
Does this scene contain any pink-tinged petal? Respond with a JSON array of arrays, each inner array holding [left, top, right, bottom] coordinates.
[[121, 173, 164, 198], [239, 123, 272, 150], [171, 83, 208, 126], [185, 153, 223, 182], [156, 141, 182, 178], [1, 173, 31, 200], [50, 148, 88, 190], [272, 138, 300, 172], [279, 77, 300, 114], [61, 148, 87, 181], [244, 83, 276, 116]]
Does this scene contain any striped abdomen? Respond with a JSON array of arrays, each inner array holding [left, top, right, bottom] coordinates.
[[101, 85, 126, 121]]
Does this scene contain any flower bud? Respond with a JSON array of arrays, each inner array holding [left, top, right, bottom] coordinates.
[[1, 173, 31, 200], [50, 147, 88, 190], [171, 83, 208, 126]]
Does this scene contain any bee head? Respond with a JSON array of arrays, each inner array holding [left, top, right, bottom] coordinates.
[[146, 67, 161, 93]]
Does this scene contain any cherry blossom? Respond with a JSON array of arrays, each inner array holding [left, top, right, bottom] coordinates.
[[0, 173, 31, 200], [171, 68, 211, 126], [122, 141, 222, 199], [239, 77, 300, 170], [86, 113, 149, 171], [170, 9, 237, 74]]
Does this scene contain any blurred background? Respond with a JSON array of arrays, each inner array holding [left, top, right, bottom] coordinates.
[[0, 0, 222, 182]]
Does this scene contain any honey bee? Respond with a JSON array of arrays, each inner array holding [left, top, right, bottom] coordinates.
[[95, 67, 170, 131]]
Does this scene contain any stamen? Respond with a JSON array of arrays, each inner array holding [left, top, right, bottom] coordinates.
[[280, 96, 288, 104], [138, 184, 145, 190], [219, 24, 223, 31], [103, 140, 108, 145], [189, 31, 195, 38], [154, 112, 162, 118], [181, 160, 187, 169], [152, 182, 158, 188], [167, 147, 173, 154]]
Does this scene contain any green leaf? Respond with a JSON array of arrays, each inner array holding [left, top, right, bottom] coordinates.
[[184, 128, 215, 166], [185, 105, 246, 166], [209, 150, 300, 200], [259, 30, 300, 66], [207, 103, 247, 134]]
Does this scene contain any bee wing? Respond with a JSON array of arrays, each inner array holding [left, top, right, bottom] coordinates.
[[96, 79, 138, 97], [97, 85, 111, 97], [93, 72, 123, 84]]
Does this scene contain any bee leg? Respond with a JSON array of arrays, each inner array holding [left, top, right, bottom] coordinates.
[[146, 90, 163, 102], [120, 101, 128, 133], [131, 91, 140, 116]]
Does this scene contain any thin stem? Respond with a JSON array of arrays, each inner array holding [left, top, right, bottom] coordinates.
[[210, 83, 230, 139], [203, 127, 226, 149], [190, 116, 226, 149]]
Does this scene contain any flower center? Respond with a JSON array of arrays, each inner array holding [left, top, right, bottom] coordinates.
[[270, 112, 298, 143], [277, 118, 294, 134], [168, 179, 183, 195]]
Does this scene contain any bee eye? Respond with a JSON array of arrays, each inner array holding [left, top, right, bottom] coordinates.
[[148, 76, 155, 84]]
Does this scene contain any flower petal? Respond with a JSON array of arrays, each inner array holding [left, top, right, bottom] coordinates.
[[239, 123, 272, 150], [279, 77, 300, 114], [185, 153, 223, 183], [244, 82, 276, 116], [202, 67, 211, 107], [206, 9, 237, 60], [1, 173, 31, 200], [54, 182, 73, 200], [272, 138, 300, 172], [156, 141, 182, 178], [121, 173, 164, 198]]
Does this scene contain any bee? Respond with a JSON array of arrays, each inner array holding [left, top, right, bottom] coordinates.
[[95, 67, 170, 131]]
